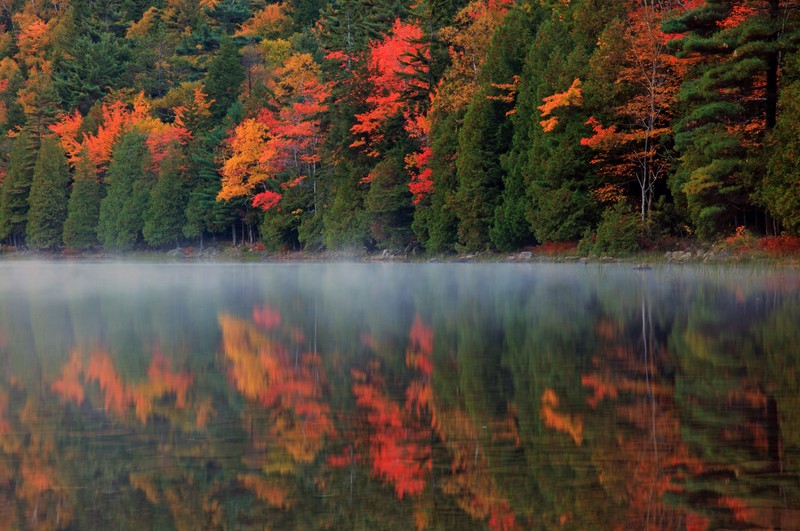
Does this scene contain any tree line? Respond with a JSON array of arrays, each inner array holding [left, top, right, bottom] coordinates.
[[0, 0, 798, 253]]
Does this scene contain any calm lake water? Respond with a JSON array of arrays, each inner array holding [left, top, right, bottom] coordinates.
[[0, 260, 799, 530]]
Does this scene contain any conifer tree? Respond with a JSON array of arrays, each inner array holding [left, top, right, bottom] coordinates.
[[364, 150, 414, 249], [26, 137, 70, 249], [761, 51, 800, 233], [665, 0, 798, 237], [98, 130, 151, 250], [452, 7, 538, 252], [53, 32, 131, 113], [63, 149, 103, 249], [143, 145, 187, 247], [205, 36, 245, 119], [0, 129, 39, 246]]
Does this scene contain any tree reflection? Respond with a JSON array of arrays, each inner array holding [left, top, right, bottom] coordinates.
[[0, 264, 798, 529]]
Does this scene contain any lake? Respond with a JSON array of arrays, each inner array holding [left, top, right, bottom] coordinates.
[[0, 261, 799, 530]]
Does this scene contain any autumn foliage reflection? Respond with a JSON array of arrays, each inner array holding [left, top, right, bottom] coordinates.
[[49, 347, 193, 424], [218, 306, 334, 464]]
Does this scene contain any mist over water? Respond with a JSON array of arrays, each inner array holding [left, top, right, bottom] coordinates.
[[0, 261, 799, 529]]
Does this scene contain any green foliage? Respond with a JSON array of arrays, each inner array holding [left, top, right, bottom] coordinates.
[[63, 150, 103, 249], [143, 149, 187, 247], [0, 0, 795, 253], [364, 151, 414, 249], [666, 0, 794, 238], [590, 201, 640, 256], [98, 131, 152, 250], [508, 0, 623, 245], [26, 137, 70, 249], [0, 129, 38, 245], [452, 8, 538, 252], [53, 32, 131, 113], [322, 161, 370, 250], [205, 36, 245, 119], [761, 59, 800, 234]]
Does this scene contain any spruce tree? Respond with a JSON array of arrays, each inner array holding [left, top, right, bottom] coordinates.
[[63, 149, 103, 249], [26, 137, 70, 249]]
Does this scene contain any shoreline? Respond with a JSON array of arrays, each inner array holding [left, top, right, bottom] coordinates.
[[3, 242, 800, 268]]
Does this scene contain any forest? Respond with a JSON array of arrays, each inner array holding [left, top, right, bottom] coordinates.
[[0, 0, 798, 254]]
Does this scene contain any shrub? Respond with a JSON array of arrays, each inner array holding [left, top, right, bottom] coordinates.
[[591, 202, 641, 256]]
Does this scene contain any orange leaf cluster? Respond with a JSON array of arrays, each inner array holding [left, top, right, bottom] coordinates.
[[538, 78, 582, 132], [83, 348, 194, 423], [219, 54, 328, 207], [50, 350, 85, 404], [540, 388, 583, 445], [406, 147, 434, 204], [350, 19, 429, 151], [717, 4, 757, 29], [51, 93, 197, 174], [235, 4, 291, 38]]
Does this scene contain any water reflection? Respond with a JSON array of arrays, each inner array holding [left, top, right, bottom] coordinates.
[[0, 262, 799, 529]]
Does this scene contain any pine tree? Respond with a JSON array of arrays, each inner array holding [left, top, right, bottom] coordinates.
[[63, 149, 103, 249], [26, 137, 70, 249], [53, 32, 131, 114], [664, 0, 798, 238], [205, 36, 245, 119]]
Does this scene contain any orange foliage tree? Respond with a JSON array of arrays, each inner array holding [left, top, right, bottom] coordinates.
[[218, 53, 329, 212], [349, 19, 431, 168], [580, 0, 687, 222]]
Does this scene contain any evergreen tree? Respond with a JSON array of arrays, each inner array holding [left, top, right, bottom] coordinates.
[[364, 150, 414, 249], [143, 146, 187, 247], [26, 137, 70, 249], [184, 129, 238, 245], [204, 36, 245, 119], [97, 130, 151, 250], [512, 1, 624, 243], [53, 32, 131, 114], [63, 149, 103, 249], [0, 129, 39, 246], [761, 51, 800, 234], [665, 0, 799, 238], [452, 7, 537, 252]]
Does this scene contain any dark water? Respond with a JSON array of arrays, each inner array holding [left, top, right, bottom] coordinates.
[[1, 261, 799, 530]]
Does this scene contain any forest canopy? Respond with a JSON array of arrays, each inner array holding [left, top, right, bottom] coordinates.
[[0, 0, 797, 253]]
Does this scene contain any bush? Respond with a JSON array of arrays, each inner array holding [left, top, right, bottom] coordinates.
[[591, 202, 641, 256]]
